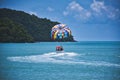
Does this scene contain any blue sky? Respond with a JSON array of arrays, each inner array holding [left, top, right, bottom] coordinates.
[[0, 0, 120, 41]]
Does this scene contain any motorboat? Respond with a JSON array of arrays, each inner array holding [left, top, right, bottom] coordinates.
[[56, 46, 64, 53]]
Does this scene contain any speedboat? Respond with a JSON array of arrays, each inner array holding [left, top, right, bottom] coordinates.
[[56, 46, 64, 53]]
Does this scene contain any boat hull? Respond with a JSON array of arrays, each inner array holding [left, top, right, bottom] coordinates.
[[56, 51, 64, 53]]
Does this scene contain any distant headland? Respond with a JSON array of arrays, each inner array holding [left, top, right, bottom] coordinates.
[[0, 8, 75, 42]]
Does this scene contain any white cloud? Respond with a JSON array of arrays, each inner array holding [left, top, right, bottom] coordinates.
[[91, 0, 120, 20], [63, 11, 68, 16], [47, 7, 54, 12], [106, 7, 120, 19], [86, 11, 91, 17], [74, 11, 91, 21], [63, 1, 91, 21], [67, 1, 84, 12], [90, 0, 106, 13], [63, 0, 120, 22], [29, 11, 38, 16]]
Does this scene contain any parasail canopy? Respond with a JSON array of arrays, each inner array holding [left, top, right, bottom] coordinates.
[[51, 24, 71, 40]]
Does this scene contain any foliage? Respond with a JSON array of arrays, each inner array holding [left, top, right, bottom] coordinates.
[[0, 18, 33, 42], [0, 8, 74, 42]]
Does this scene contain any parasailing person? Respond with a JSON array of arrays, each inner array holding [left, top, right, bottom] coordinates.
[[51, 24, 72, 52]]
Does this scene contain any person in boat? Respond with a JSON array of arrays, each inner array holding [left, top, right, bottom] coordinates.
[[56, 46, 63, 51]]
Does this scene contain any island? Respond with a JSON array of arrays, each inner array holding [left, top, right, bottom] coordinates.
[[0, 8, 75, 42]]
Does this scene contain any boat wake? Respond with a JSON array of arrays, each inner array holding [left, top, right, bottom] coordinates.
[[7, 52, 78, 63], [7, 52, 120, 67]]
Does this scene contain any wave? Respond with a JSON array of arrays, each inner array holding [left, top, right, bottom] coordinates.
[[7, 52, 79, 63], [7, 52, 120, 68]]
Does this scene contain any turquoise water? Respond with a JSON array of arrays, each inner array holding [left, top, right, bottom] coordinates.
[[0, 42, 120, 80]]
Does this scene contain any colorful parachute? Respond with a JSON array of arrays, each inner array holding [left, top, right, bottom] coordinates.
[[51, 24, 71, 40]]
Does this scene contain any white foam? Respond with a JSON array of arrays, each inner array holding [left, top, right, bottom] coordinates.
[[43, 52, 78, 57], [7, 52, 78, 63], [73, 61, 120, 67], [7, 52, 120, 68]]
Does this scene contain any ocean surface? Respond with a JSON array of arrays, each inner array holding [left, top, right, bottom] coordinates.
[[0, 41, 120, 80]]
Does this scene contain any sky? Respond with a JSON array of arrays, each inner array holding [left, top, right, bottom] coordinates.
[[0, 0, 120, 41]]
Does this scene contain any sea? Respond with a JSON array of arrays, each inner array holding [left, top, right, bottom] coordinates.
[[0, 41, 120, 80]]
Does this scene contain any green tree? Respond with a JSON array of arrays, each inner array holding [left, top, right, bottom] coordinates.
[[0, 8, 75, 42]]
